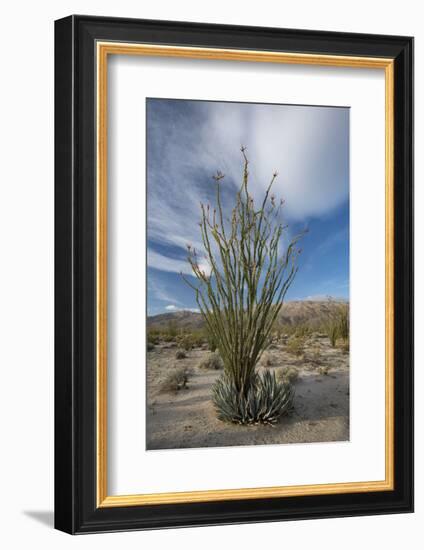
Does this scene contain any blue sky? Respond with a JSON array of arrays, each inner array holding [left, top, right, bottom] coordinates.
[[146, 98, 349, 316]]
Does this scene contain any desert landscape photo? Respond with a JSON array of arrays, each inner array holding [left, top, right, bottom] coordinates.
[[146, 98, 349, 450], [146, 300, 349, 450]]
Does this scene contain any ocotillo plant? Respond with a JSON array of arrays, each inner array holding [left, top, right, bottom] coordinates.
[[337, 303, 349, 342], [325, 298, 349, 347], [183, 147, 304, 422]]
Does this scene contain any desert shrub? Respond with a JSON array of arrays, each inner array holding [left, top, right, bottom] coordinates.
[[318, 366, 330, 376], [199, 351, 223, 370], [178, 332, 205, 350], [277, 366, 299, 384], [309, 346, 321, 364], [337, 305, 349, 341], [275, 326, 291, 341], [282, 322, 311, 338], [286, 335, 304, 357], [207, 332, 217, 352], [338, 340, 349, 354], [212, 370, 294, 425], [183, 147, 304, 421], [160, 367, 193, 393], [260, 351, 273, 367], [326, 322, 338, 347], [162, 333, 177, 343], [178, 334, 195, 351], [280, 324, 295, 337], [175, 350, 187, 360], [325, 302, 349, 348], [148, 322, 180, 343], [294, 323, 311, 338], [273, 327, 284, 341], [147, 331, 160, 345], [167, 320, 178, 338], [191, 332, 206, 348], [147, 341, 155, 352]]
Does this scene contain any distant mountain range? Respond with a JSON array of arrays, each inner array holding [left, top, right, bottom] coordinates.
[[147, 300, 348, 331]]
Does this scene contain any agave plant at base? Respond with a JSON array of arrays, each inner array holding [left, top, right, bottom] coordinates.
[[212, 370, 294, 425]]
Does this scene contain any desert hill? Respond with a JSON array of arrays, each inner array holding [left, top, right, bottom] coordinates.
[[147, 300, 348, 331]]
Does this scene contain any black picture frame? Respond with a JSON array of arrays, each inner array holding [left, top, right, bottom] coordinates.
[[55, 15, 414, 534]]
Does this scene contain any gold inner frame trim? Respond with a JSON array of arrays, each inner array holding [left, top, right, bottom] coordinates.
[[96, 42, 395, 508]]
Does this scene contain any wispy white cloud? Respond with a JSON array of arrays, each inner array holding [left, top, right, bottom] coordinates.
[[147, 249, 211, 276], [165, 304, 200, 313], [147, 100, 349, 257], [147, 249, 192, 275], [147, 278, 183, 305]]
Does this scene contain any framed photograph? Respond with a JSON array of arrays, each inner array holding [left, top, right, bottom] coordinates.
[[54, 15, 413, 534]]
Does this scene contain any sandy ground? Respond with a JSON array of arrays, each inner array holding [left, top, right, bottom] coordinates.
[[146, 335, 349, 450]]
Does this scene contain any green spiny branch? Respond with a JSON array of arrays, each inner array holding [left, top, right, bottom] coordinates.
[[183, 147, 305, 397]]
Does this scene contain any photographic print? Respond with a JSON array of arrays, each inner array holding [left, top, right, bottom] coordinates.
[[146, 98, 350, 450], [55, 18, 413, 532]]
